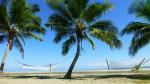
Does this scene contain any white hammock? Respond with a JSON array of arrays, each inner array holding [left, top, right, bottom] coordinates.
[[104, 58, 150, 70], [15, 57, 69, 72], [21, 65, 57, 71], [21, 66, 50, 71]]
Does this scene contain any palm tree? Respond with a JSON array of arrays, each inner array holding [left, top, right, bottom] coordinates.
[[45, 0, 121, 79], [0, 0, 45, 75], [121, 0, 150, 56]]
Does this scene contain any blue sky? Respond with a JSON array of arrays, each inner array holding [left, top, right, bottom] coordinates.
[[0, 0, 150, 72]]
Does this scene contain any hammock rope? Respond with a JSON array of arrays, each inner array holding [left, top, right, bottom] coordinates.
[[15, 57, 71, 71]]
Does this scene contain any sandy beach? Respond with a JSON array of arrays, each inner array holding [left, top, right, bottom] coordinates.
[[0, 78, 140, 84], [0, 71, 150, 84]]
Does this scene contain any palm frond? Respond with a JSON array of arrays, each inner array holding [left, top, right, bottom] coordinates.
[[46, 14, 71, 32], [23, 32, 43, 41], [83, 3, 113, 22], [29, 4, 40, 13], [23, 23, 45, 35], [129, 0, 150, 21], [90, 20, 118, 34], [0, 34, 7, 44], [0, 0, 44, 60], [9, 0, 27, 24], [17, 33, 25, 45], [84, 32, 95, 49], [90, 28, 121, 49], [0, 4, 10, 30], [46, 14, 73, 41], [45, 0, 72, 20], [121, 22, 150, 35], [9, 0, 38, 25], [65, 0, 89, 18], [62, 36, 76, 55], [14, 37, 24, 58], [46, 0, 121, 56], [17, 15, 45, 35], [129, 33, 150, 56], [122, 22, 150, 55], [53, 31, 72, 43]]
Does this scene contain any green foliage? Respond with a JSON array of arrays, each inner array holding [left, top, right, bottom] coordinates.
[[83, 3, 113, 22], [90, 28, 121, 49], [0, 0, 45, 57], [46, 0, 121, 55], [62, 36, 76, 55], [65, 0, 89, 18], [84, 32, 95, 49], [122, 0, 150, 56], [129, 0, 150, 21]]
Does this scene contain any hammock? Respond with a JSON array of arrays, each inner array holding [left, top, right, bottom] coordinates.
[[15, 57, 69, 72], [21, 65, 52, 71], [107, 58, 150, 70]]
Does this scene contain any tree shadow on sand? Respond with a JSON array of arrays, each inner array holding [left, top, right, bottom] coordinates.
[[4, 75, 61, 79], [3, 74, 150, 80], [77, 74, 150, 80], [4, 75, 85, 80]]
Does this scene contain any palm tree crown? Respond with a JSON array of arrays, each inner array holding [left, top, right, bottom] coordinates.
[[46, 0, 121, 55], [121, 0, 150, 56], [0, 0, 45, 57], [0, 0, 45, 75], [46, 0, 121, 79]]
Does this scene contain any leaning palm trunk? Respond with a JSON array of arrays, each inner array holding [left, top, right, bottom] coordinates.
[[0, 41, 11, 76], [64, 39, 80, 79]]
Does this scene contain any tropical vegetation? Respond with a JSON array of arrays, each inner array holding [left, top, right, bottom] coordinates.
[[1, 0, 149, 79], [45, 0, 122, 79], [0, 0, 45, 75], [121, 0, 150, 56]]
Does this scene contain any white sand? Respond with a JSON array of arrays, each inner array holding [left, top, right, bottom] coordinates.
[[0, 79, 133, 84], [0, 72, 150, 84]]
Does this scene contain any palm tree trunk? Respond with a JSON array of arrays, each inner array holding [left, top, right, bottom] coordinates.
[[0, 41, 11, 76], [64, 38, 80, 79]]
